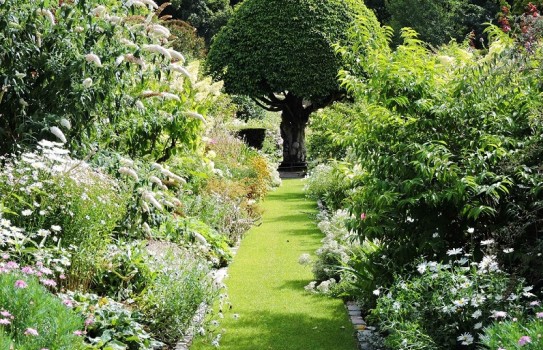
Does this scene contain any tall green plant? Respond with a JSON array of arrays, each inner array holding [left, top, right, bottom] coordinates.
[[0, 0, 213, 160]]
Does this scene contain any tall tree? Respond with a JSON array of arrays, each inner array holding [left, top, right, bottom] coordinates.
[[205, 0, 370, 168], [386, 0, 499, 46]]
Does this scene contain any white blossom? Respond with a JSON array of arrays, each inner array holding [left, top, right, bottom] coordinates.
[[160, 92, 180, 101], [447, 248, 463, 256], [125, 0, 146, 8], [106, 15, 122, 24], [60, 118, 71, 130], [480, 239, 495, 246], [168, 64, 192, 79], [120, 39, 138, 49], [194, 232, 208, 246], [417, 262, 427, 274], [184, 111, 206, 123], [142, 44, 171, 60], [142, 191, 163, 211], [91, 5, 107, 17], [36, 9, 55, 25], [457, 332, 473, 346], [298, 253, 312, 266], [135, 100, 145, 111], [50, 126, 67, 143], [140, 0, 159, 9], [148, 24, 170, 37], [82, 78, 93, 88], [168, 49, 185, 63], [118, 167, 139, 181], [85, 53, 102, 67], [160, 168, 186, 184], [115, 55, 125, 66]]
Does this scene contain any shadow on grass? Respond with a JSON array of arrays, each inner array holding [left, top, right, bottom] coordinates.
[[277, 279, 312, 292], [205, 309, 356, 350]]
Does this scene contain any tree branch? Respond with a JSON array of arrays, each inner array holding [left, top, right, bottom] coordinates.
[[251, 97, 283, 112]]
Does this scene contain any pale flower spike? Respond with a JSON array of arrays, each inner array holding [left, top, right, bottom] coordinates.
[[49, 126, 67, 144], [168, 49, 185, 63], [85, 53, 102, 67], [140, 0, 159, 9], [143, 44, 172, 60], [168, 65, 192, 80], [82, 78, 93, 88], [161, 92, 180, 101], [36, 9, 55, 25], [184, 111, 206, 123], [149, 24, 170, 37]]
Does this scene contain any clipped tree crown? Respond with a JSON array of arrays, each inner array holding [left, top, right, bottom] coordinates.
[[206, 0, 369, 104]]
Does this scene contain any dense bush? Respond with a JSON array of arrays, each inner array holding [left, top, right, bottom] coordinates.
[[0, 0, 212, 160], [305, 5, 543, 349], [329, 11, 543, 290], [138, 250, 214, 345], [303, 163, 351, 211]]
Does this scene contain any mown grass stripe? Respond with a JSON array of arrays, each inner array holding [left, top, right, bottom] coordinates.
[[192, 179, 356, 350]]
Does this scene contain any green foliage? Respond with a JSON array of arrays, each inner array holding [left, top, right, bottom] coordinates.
[[169, 0, 233, 44], [60, 291, 164, 350], [0, 272, 85, 350], [0, 142, 129, 290], [330, 19, 543, 291], [481, 313, 543, 349], [92, 241, 156, 300], [385, 0, 498, 46], [206, 0, 368, 103], [372, 253, 534, 349], [138, 255, 214, 345], [307, 102, 360, 164], [304, 163, 351, 211], [0, 0, 210, 159], [230, 95, 266, 122]]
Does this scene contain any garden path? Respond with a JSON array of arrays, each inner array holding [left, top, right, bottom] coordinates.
[[191, 178, 357, 350]]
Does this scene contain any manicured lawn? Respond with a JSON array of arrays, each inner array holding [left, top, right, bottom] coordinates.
[[192, 179, 356, 350]]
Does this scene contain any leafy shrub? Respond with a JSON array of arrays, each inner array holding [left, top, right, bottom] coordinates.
[[184, 192, 255, 245], [0, 271, 85, 350], [371, 250, 536, 349], [303, 209, 382, 301], [138, 253, 215, 345], [307, 102, 359, 165], [92, 240, 156, 301], [153, 216, 233, 268], [0, 0, 211, 160], [329, 15, 543, 294], [0, 141, 129, 290], [59, 291, 164, 350], [304, 163, 351, 211]]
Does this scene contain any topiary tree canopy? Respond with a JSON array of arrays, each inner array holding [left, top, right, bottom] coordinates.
[[206, 0, 369, 167]]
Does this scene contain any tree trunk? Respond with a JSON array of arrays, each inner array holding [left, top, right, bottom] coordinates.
[[279, 95, 310, 169]]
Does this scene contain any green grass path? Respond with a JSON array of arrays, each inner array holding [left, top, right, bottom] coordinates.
[[192, 179, 357, 350]]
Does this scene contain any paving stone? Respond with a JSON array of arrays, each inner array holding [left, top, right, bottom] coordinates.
[[347, 304, 361, 312], [348, 310, 360, 316], [351, 316, 366, 325]]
